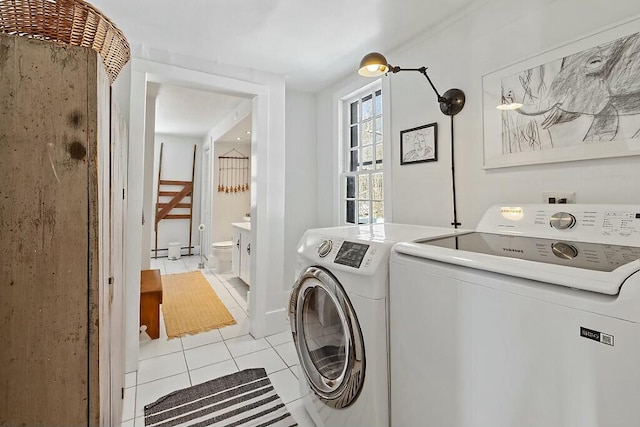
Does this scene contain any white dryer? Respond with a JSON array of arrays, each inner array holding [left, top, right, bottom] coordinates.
[[289, 223, 459, 427], [390, 205, 640, 427]]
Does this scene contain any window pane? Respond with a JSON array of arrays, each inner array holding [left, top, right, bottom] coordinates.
[[359, 201, 370, 224], [361, 119, 373, 146], [361, 146, 373, 170], [350, 125, 358, 148], [372, 173, 383, 200], [343, 87, 384, 226], [375, 90, 382, 116], [375, 144, 383, 170], [359, 175, 370, 199], [372, 201, 384, 223], [350, 150, 358, 172], [375, 117, 383, 144], [346, 176, 355, 199], [361, 94, 373, 120], [346, 200, 355, 224], [350, 101, 358, 124]]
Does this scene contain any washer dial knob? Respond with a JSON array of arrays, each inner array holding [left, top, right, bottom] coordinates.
[[550, 212, 576, 230], [318, 239, 333, 258], [551, 242, 579, 259]]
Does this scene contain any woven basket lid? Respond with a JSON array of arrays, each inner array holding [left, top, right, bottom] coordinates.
[[0, 0, 131, 84]]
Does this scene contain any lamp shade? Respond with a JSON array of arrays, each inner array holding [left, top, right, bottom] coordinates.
[[358, 52, 389, 77]]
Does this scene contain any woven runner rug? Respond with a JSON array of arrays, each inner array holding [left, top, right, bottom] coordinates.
[[144, 368, 298, 427], [162, 271, 236, 338]]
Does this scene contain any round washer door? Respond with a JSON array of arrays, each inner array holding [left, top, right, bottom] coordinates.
[[289, 266, 365, 409]]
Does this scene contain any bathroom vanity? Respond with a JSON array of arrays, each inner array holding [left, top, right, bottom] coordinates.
[[231, 222, 251, 286]]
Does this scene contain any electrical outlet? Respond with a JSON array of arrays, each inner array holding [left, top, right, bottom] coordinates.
[[543, 192, 576, 204]]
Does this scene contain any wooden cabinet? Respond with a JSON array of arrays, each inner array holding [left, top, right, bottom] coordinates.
[[232, 223, 251, 286], [0, 34, 126, 426]]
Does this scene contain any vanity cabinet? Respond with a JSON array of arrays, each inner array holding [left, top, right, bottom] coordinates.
[[232, 227, 242, 278], [231, 223, 251, 286]]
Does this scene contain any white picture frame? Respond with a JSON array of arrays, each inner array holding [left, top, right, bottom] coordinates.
[[482, 17, 640, 169]]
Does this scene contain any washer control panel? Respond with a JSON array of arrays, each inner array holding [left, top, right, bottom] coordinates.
[[549, 212, 576, 230], [477, 204, 640, 245]]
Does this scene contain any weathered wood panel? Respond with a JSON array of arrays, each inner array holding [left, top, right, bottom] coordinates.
[[0, 34, 95, 426]]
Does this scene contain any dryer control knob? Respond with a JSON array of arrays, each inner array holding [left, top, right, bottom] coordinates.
[[318, 239, 333, 258], [550, 212, 576, 230]]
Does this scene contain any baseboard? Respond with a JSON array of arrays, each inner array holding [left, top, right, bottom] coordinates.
[[151, 245, 200, 258]]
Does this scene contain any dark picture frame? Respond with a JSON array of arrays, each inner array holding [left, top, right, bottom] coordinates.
[[400, 122, 437, 165]]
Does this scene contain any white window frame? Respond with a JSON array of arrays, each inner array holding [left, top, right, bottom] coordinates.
[[339, 80, 390, 225]]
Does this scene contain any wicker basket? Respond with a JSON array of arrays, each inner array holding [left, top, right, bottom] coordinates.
[[0, 0, 130, 84]]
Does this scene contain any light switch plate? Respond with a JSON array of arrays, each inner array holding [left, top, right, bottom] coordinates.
[[542, 192, 576, 204]]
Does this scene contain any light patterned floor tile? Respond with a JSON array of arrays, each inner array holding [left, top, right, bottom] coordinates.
[[189, 359, 239, 386], [137, 351, 187, 384], [268, 368, 302, 404], [225, 335, 270, 358], [184, 341, 232, 370], [234, 347, 287, 374], [181, 328, 224, 350]]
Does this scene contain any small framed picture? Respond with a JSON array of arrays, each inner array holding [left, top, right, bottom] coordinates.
[[400, 122, 437, 165]]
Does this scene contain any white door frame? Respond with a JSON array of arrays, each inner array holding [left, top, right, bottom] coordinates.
[[124, 58, 287, 371]]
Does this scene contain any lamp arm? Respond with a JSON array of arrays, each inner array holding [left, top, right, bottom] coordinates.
[[388, 65, 443, 101]]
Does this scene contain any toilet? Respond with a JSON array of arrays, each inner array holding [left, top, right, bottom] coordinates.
[[210, 241, 233, 273]]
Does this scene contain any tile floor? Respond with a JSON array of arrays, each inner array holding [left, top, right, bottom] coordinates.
[[120, 255, 315, 427]]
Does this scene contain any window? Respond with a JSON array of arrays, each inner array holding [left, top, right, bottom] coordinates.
[[343, 85, 384, 225]]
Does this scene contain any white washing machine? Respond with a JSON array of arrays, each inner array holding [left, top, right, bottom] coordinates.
[[289, 223, 460, 427], [389, 204, 640, 427]]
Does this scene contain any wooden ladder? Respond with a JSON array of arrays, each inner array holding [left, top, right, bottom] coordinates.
[[154, 143, 197, 258]]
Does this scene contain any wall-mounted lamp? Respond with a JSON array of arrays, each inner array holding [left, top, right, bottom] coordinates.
[[358, 52, 466, 116], [496, 102, 522, 110], [358, 52, 466, 228]]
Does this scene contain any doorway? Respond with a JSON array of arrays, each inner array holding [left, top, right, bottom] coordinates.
[[123, 58, 287, 372]]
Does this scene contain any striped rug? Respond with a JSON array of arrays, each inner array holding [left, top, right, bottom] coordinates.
[[144, 368, 297, 427]]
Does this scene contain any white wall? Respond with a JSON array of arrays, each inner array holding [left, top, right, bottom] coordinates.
[[284, 90, 318, 285], [212, 140, 251, 243], [317, 0, 640, 229], [112, 62, 131, 127], [151, 134, 203, 255]]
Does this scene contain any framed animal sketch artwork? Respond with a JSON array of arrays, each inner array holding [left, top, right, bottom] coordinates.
[[400, 122, 437, 165], [482, 18, 640, 169]]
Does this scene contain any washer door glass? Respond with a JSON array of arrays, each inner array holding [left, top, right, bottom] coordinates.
[[302, 286, 347, 380], [289, 266, 365, 409]]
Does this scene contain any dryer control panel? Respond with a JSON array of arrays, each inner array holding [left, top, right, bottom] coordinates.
[[303, 236, 381, 272], [334, 241, 370, 269]]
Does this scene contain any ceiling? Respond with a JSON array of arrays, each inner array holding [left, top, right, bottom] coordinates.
[[91, 0, 479, 92], [216, 115, 253, 145], [92, 0, 478, 138], [153, 83, 248, 137]]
